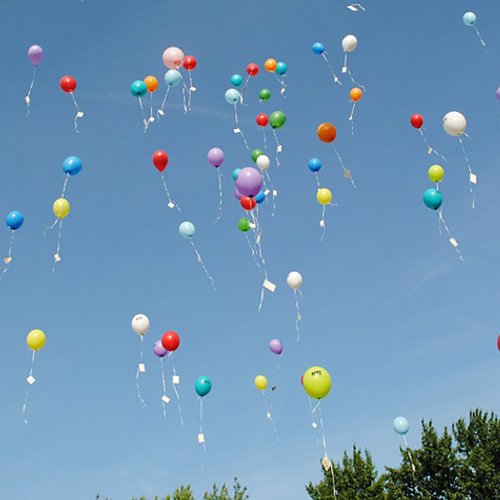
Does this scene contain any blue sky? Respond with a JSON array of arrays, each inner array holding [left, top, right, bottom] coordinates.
[[0, 0, 499, 499]]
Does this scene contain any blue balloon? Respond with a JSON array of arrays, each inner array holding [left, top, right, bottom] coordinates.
[[62, 156, 83, 176], [463, 11, 476, 26], [195, 375, 212, 397], [231, 74, 243, 87], [232, 168, 241, 181], [255, 190, 266, 204], [276, 62, 288, 76], [6, 211, 24, 231], [225, 88, 241, 104], [393, 416, 410, 435], [131, 80, 147, 98], [179, 221, 195, 240], [164, 69, 181, 87], [312, 42, 325, 55], [308, 157, 322, 172], [423, 188, 443, 210]]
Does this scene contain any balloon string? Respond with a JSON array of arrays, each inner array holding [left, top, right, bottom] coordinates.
[[0, 231, 15, 285], [318, 404, 337, 500], [261, 127, 268, 153], [50, 219, 64, 275], [272, 72, 287, 97], [458, 137, 476, 209], [332, 145, 356, 188], [240, 74, 252, 97], [160, 357, 167, 420], [158, 87, 171, 116], [182, 86, 188, 115], [320, 204, 327, 242], [61, 173, 70, 198], [245, 232, 261, 271], [321, 52, 342, 85], [160, 173, 181, 211], [168, 353, 184, 426], [272, 129, 282, 167], [214, 169, 223, 224], [179, 73, 190, 113], [473, 26, 488, 49], [262, 391, 280, 441], [25, 66, 37, 117], [70, 92, 83, 133], [347, 3, 366, 11], [264, 170, 277, 216], [314, 172, 320, 189], [136, 335, 146, 408], [233, 104, 250, 150], [346, 68, 366, 92], [402, 435, 417, 480], [343, 52, 348, 73], [190, 240, 216, 290], [309, 398, 319, 445], [22, 350, 36, 426], [149, 92, 154, 123], [418, 129, 447, 161], [198, 397, 207, 452], [349, 101, 356, 134], [437, 209, 465, 263], [294, 288, 302, 342], [138, 96, 149, 132], [250, 211, 269, 313]]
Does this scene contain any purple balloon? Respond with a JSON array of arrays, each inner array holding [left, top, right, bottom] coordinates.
[[269, 339, 283, 355], [496, 86, 500, 101], [234, 187, 243, 200], [153, 340, 168, 358], [235, 167, 263, 197], [28, 45, 44, 66], [207, 147, 225, 167]]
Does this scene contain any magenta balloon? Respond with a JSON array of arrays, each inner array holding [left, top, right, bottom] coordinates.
[[496, 86, 500, 101], [235, 167, 263, 197], [153, 340, 168, 358], [28, 45, 43, 66], [207, 147, 225, 167], [269, 339, 283, 355], [234, 187, 243, 200]]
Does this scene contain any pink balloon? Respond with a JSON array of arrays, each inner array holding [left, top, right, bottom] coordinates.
[[162, 47, 185, 70], [28, 45, 43, 66]]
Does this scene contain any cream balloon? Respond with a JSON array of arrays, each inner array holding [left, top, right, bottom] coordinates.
[[287, 271, 303, 289], [131, 314, 150, 335], [342, 34, 358, 52], [442, 111, 467, 137], [256, 154, 270, 171], [162, 47, 185, 70]]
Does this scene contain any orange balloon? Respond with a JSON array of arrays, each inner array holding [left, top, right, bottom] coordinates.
[[264, 58, 277, 72], [317, 123, 337, 143], [144, 76, 158, 92], [350, 87, 362, 102]]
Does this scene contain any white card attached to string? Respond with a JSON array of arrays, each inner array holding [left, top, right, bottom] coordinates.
[[263, 279, 276, 292], [319, 220, 325, 228], [27, 375, 36, 385], [267, 412, 272, 419], [190, 87, 197, 92], [343, 169, 351, 179], [143, 119, 149, 128], [322, 454, 332, 471], [297, 312, 302, 321], [172, 375, 180, 385], [138, 363, 146, 373], [25, 96, 30, 104], [167, 202, 175, 209], [273, 190, 278, 197], [233, 128, 241, 134], [277, 145, 283, 153], [158, 110, 165, 116], [4, 256, 11, 265], [470, 173, 477, 184], [198, 433, 205, 444], [162, 395, 171, 404], [449, 237, 459, 248], [77, 112, 84, 118], [312, 422, 318, 429], [149, 116, 155, 124], [249, 222, 256, 229], [264, 189, 270, 196], [54, 253, 61, 263], [342, 66, 348, 73]]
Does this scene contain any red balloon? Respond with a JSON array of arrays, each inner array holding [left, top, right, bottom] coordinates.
[[184, 56, 197, 71], [410, 114, 424, 129], [240, 196, 256, 211], [256, 113, 269, 127], [301, 374, 304, 386], [60, 75, 77, 93], [497, 334, 500, 352], [153, 150, 168, 172], [162, 331, 180, 352], [247, 63, 259, 76]]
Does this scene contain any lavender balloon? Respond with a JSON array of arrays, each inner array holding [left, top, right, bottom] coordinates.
[[207, 147, 225, 167], [496, 86, 500, 101], [234, 187, 243, 200], [235, 167, 263, 197], [28, 45, 44, 66], [153, 340, 168, 358], [269, 339, 283, 355]]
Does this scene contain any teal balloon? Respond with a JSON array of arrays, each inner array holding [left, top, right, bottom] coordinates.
[[463, 12, 476, 26], [164, 69, 181, 87], [179, 221, 195, 240], [276, 62, 288, 76], [393, 416, 409, 435], [131, 80, 147, 98], [231, 74, 243, 87], [423, 188, 443, 210], [225, 88, 241, 104], [195, 376, 212, 397], [232, 168, 241, 181]]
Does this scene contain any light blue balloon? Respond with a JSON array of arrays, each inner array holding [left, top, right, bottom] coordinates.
[[308, 157, 322, 172], [276, 62, 288, 76], [131, 80, 147, 98], [463, 11, 476, 26], [423, 188, 443, 210], [312, 42, 325, 55], [164, 69, 181, 87], [6, 211, 24, 231], [179, 221, 195, 240], [231, 74, 243, 87], [63, 156, 83, 176], [232, 168, 241, 181], [393, 416, 410, 435], [225, 88, 241, 104], [255, 190, 266, 204], [195, 375, 212, 397]]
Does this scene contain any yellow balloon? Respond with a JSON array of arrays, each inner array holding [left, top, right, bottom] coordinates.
[[428, 165, 444, 183], [254, 375, 268, 391], [303, 366, 331, 399], [27, 329, 46, 351], [53, 198, 70, 219], [317, 188, 332, 206]]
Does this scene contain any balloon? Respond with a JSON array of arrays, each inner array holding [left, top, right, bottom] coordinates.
[[463, 12, 476, 26], [317, 123, 337, 143], [443, 111, 467, 137], [234, 187, 243, 200], [53, 198, 70, 219], [312, 42, 325, 55], [161, 331, 180, 352], [393, 416, 410, 435], [162, 47, 185, 69], [62, 156, 83, 176], [27, 329, 46, 351], [164, 70, 181, 87], [255, 190, 266, 204], [259, 89, 271, 101], [317, 188, 332, 205], [131, 314, 150, 335], [235, 167, 263, 197], [350, 88, 362, 102], [256, 113, 269, 127], [276, 62, 287, 76], [428, 165, 444, 183], [497, 334, 500, 352], [179, 221, 195, 240], [303, 366, 331, 399], [231, 74, 243, 87], [153, 150, 168, 172], [28, 45, 44, 66], [241, 196, 256, 211], [153, 340, 167, 358], [287, 271, 303, 289], [225, 88, 241, 104], [207, 148, 225, 167], [252, 149, 264, 163], [269, 111, 286, 129], [410, 114, 424, 129], [308, 158, 322, 172], [256, 155, 270, 172], [247, 63, 259, 76], [269, 339, 283, 355], [342, 34, 358, 52], [144, 76, 158, 92], [232, 168, 241, 181], [301, 374, 304, 385], [6, 211, 24, 230], [131, 80, 147, 97], [254, 375, 268, 391], [423, 188, 443, 210], [195, 375, 212, 397], [265, 58, 277, 72], [183, 55, 197, 71], [60, 76, 77, 93], [238, 218, 251, 232], [496, 87, 500, 101]]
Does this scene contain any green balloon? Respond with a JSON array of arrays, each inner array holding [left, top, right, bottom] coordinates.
[[238, 218, 251, 232], [251, 149, 264, 163], [259, 89, 271, 101], [270, 111, 286, 129]]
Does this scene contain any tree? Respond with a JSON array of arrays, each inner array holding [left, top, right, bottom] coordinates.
[[203, 478, 249, 500]]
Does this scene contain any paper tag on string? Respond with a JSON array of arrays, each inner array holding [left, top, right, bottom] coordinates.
[[233, 128, 241, 134], [428, 147, 433, 154], [342, 66, 347, 73], [267, 412, 271, 419], [27, 375, 36, 385], [158, 110, 165, 116], [138, 363, 146, 373], [343, 169, 351, 179], [54, 254, 61, 262], [347, 5, 358, 10], [162, 395, 170, 404], [280, 87, 286, 95], [167, 202, 175, 209], [25, 96, 30, 104], [249, 222, 256, 229], [263, 279, 276, 292], [312, 422, 317, 429], [198, 433, 205, 444], [190, 87, 197, 92], [172, 375, 180, 385], [264, 189, 270, 196], [256, 234, 261, 244], [149, 116, 155, 123], [273, 190, 278, 196], [449, 238, 458, 248], [277, 145, 283, 153], [77, 112, 84, 118], [4, 256, 11, 264], [470, 173, 477, 184], [143, 119, 148, 127], [319, 220, 325, 228], [322, 455, 332, 471], [297, 313, 302, 321]]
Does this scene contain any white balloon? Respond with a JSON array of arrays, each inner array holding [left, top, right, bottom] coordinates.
[[442, 111, 467, 137], [342, 34, 358, 53], [287, 271, 303, 289], [256, 155, 270, 171], [131, 314, 150, 335]]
